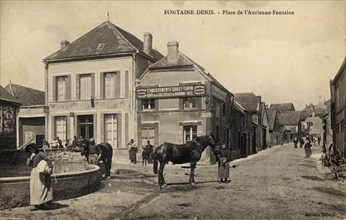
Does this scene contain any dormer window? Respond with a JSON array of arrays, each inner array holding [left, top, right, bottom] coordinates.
[[97, 43, 106, 51]]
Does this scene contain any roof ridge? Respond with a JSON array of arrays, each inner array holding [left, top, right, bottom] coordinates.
[[107, 21, 138, 52], [9, 83, 45, 93]]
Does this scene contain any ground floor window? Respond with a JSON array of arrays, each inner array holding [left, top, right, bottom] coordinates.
[[183, 125, 197, 143], [141, 127, 156, 147], [55, 116, 67, 141], [104, 114, 118, 148]]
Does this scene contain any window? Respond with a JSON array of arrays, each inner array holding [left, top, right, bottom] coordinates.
[[142, 99, 155, 110], [79, 74, 92, 100], [56, 76, 67, 101], [55, 116, 67, 141], [104, 72, 117, 99], [183, 126, 197, 143], [183, 97, 197, 109], [104, 114, 118, 148], [222, 103, 227, 116], [307, 122, 313, 127], [141, 127, 156, 147]]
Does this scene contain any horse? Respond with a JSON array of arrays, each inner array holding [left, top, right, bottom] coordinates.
[[80, 139, 113, 179], [153, 134, 219, 189]]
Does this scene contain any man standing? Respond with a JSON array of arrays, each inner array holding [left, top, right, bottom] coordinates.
[[146, 140, 154, 163]]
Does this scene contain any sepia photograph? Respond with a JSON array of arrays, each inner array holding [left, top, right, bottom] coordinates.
[[0, 0, 345, 219]]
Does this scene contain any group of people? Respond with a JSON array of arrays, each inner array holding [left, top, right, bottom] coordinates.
[[127, 139, 154, 165], [41, 136, 85, 151], [293, 135, 317, 158]]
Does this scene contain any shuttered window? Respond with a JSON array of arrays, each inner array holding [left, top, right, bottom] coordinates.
[[104, 114, 118, 148], [104, 72, 117, 99], [80, 74, 92, 100], [56, 76, 67, 101], [55, 116, 67, 141]]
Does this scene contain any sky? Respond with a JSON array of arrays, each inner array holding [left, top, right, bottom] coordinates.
[[1, 1, 345, 110]]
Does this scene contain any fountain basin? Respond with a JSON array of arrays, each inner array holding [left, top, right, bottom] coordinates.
[[0, 162, 100, 209]]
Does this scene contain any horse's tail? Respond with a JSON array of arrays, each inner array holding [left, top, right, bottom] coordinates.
[[153, 152, 158, 174]]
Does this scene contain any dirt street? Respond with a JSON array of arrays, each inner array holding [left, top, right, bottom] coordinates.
[[1, 143, 346, 219]]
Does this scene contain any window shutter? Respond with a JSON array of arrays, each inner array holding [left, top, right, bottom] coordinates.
[[115, 71, 121, 98], [91, 73, 95, 98], [125, 70, 129, 98], [100, 73, 105, 99], [76, 74, 80, 100], [66, 75, 71, 101], [117, 113, 122, 148], [52, 76, 57, 102]]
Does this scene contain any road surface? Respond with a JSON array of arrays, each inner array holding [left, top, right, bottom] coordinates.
[[1, 143, 345, 219]]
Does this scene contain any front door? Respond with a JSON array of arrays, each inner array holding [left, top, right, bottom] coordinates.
[[78, 115, 94, 140]]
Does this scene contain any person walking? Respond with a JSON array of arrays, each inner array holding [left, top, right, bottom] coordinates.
[[293, 137, 298, 148], [218, 144, 231, 183], [128, 139, 138, 164], [304, 139, 312, 157], [25, 143, 53, 211], [299, 137, 305, 148]]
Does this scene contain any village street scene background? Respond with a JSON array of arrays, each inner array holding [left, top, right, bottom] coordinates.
[[0, 1, 345, 219]]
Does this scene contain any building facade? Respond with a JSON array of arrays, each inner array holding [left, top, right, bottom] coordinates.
[[330, 56, 346, 158], [0, 86, 21, 150], [5, 83, 47, 147], [43, 21, 162, 160], [137, 41, 233, 163]]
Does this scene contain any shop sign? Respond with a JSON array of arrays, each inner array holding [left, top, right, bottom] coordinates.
[[136, 85, 206, 99]]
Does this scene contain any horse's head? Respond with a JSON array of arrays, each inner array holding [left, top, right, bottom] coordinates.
[[207, 134, 220, 160], [80, 139, 89, 156]]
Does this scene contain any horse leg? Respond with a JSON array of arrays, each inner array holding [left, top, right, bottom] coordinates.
[[189, 162, 196, 185], [104, 158, 111, 179], [158, 162, 167, 189]]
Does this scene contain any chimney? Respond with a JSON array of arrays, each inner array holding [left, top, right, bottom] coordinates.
[[143, 33, 152, 55], [167, 41, 179, 63], [61, 40, 70, 49]]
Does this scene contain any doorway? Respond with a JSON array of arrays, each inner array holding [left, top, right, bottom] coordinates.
[[77, 115, 94, 140]]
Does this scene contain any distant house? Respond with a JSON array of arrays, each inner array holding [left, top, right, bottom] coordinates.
[[5, 83, 47, 147], [269, 103, 295, 113], [260, 102, 270, 149], [0, 85, 21, 149], [330, 56, 345, 158], [278, 111, 301, 143], [267, 109, 281, 146], [5, 83, 45, 106], [234, 92, 262, 154]]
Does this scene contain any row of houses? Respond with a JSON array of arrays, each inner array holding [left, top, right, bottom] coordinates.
[[1, 20, 342, 163]]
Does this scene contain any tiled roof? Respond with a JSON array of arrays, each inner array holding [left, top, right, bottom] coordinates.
[[278, 111, 301, 126], [44, 21, 163, 62], [148, 51, 231, 94], [300, 108, 326, 120], [5, 83, 45, 106], [234, 93, 259, 112], [269, 103, 295, 112], [267, 109, 277, 131], [0, 85, 20, 105]]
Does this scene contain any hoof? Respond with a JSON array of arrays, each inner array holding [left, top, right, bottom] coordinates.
[[190, 182, 196, 186], [106, 176, 111, 180], [159, 184, 167, 189]]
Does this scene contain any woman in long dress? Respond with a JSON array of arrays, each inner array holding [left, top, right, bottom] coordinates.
[[25, 143, 53, 210], [218, 144, 231, 183]]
